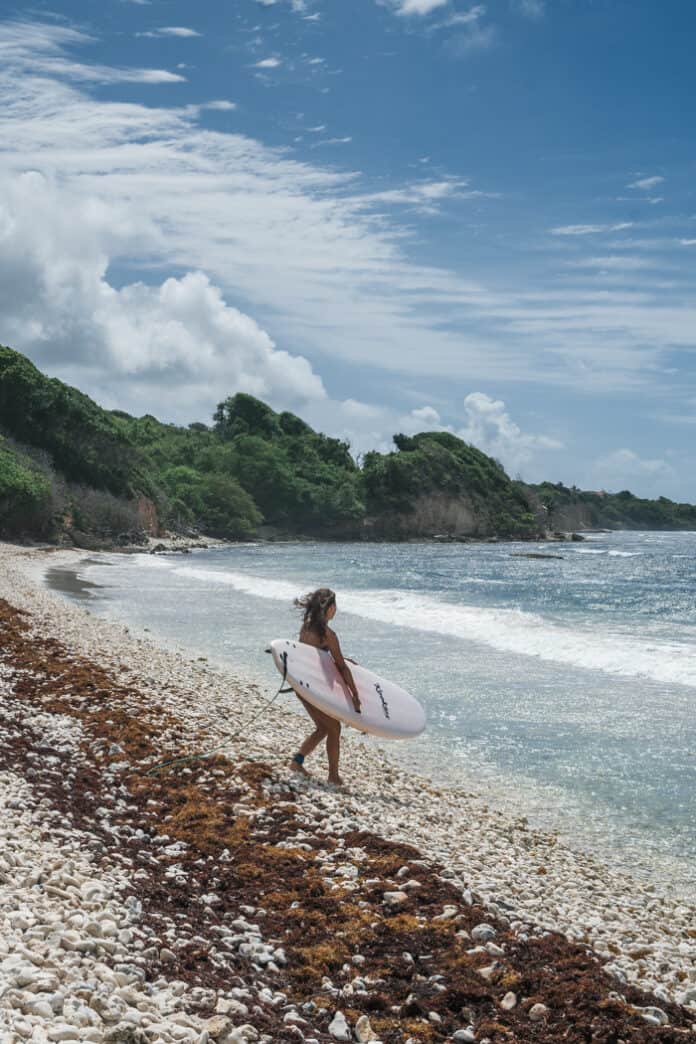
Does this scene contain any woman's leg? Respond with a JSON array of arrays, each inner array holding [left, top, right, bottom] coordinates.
[[290, 697, 330, 774], [325, 719, 342, 785]]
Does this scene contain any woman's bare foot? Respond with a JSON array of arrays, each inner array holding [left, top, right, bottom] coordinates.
[[327, 775, 345, 788], [290, 759, 310, 777]]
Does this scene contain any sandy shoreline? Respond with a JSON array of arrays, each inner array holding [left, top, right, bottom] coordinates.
[[0, 541, 694, 1042]]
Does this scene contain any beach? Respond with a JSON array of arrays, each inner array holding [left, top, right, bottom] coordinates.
[[0, 541, 695, 1043]]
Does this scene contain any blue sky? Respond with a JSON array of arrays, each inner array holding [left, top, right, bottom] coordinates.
[[1, 0, 695, 497]]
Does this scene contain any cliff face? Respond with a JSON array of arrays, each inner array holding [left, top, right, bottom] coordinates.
[[135, 496, 161, 537], [365, 493, 482, 540], [546, 502, 597, 532]]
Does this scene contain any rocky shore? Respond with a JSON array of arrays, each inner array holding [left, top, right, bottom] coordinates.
[[0, 543, 694, 1043]]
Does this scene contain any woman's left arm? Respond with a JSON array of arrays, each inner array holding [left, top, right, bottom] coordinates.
[[326, 630, 361, 713]]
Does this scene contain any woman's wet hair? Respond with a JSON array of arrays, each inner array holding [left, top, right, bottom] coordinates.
[[295, 587, 336, 638]]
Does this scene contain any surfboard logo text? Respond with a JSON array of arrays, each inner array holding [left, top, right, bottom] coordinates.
[[374, 682, 390, 720]]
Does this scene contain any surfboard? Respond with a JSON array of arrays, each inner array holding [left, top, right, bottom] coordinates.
[[270, 638, 426, 740]]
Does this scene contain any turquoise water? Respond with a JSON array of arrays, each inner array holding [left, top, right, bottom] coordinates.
[[68, 531, 696, 894]]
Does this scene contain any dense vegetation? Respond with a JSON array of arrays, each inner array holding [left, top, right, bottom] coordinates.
[[0, 345, 365, 543], [0, 437, 54, 537], [531, 481, 696, 531], [362, 432, 539, 538], [0, 346, 147, 498], [1, 344, 694, 545]]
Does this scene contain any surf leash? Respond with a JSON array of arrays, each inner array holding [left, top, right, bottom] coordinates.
[[145, 651, 293, 776]]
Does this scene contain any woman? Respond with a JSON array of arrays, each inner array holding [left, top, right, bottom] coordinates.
[[290, 588, 361, 786]]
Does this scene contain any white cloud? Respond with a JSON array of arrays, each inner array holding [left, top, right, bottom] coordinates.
[[312, 136, 352, 146], [364, 179, 492, 214], [628, 175, 665, 191], [593, 448, 676, 492], [255, 0, 313, 12], [566, 255, 653, 271], [388, 0, 449, 16], [513, 0, 545, 17], [363, 395, 562, 475], [137, 27, 202, 39], [0, 20, 185, 84], [435, 5, 487, 28], [551, 222, 633, 236], [202, 100, 237, 111], [255, 56, 282, 68], [457, 392, 562, 472], [1, 15, 695, 418], [404, 405, 444, 430], [680, 238, 696, 246], [0, 171, 325, 420]]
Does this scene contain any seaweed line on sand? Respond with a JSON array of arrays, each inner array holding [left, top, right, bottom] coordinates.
[[0, 593, 695, 1042]]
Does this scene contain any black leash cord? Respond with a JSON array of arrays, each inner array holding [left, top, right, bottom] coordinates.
[[145, 652, 292, 776]]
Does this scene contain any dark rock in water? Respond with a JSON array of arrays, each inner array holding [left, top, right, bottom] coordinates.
[[151, 543, 167, 554], [511, 553, 564, 560], [570, 532, 585, 541]]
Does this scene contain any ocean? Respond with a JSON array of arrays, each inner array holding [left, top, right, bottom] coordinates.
[[52, 531, 696, 896]]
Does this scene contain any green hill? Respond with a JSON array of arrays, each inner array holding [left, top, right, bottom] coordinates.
[[362, 432, 539, 539], [530, 481, 696, 532], [2, 344, 692, 546], [0, 345, 366, 544]]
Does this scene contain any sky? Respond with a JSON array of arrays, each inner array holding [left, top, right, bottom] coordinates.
[[0, 0, 695, 498]]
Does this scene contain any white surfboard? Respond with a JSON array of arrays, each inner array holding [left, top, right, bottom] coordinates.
[[270, 638, 426, 740]]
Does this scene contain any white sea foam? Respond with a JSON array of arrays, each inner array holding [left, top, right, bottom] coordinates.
[[171, 565, 696, 689]]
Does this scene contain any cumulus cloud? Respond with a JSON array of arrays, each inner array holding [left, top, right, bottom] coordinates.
[[2, 14, 695, 419], [0, 171, 325, 421], [365, 395, 562, 475], [409, 405, 442, 427], [457, 392, 562, 472], [254, 56, 282, 68], [593, 448, 676, 492]]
